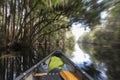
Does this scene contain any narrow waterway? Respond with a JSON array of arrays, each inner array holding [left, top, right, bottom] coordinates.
[[71, 43, 92, 66], [70, 42, 108, 80], [70, 25, 92, 66], [70, 26, 108, 80]]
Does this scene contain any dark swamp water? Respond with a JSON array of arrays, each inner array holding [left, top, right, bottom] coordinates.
[[0, 43, 120, 80], [74, 43, 120, 80]]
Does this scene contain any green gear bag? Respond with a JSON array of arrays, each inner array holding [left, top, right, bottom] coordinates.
[[48, 56, 64, 71]]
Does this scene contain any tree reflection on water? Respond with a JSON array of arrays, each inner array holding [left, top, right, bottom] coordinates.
[[71, 43, 108, 80], [92, 47, 120, 80], [79, 43, 120, 80]]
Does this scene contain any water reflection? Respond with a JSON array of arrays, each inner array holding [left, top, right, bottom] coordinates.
[[70, 43, 108, 80], [89, 46, 120, 80], [71, 43, 92, 65], [1, 42, 117, 80]]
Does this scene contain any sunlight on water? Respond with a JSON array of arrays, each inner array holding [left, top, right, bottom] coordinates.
[[71, 43, 91, 64], [71, 25, 108, 80], [71, 24, 91, 65]]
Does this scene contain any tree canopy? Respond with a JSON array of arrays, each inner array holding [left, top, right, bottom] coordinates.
[[0, 0, 110, 56]]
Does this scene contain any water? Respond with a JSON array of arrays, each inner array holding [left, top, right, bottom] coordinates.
[[0, 39, 119, 80], [70, 43, 108, 80], [71, 43, 92, 66]]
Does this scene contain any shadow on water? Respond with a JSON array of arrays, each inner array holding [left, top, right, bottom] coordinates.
[[1, 42, 119, 80], [70, 43, 108, 80], [74, 42, 120, 80], [90, 46, 120, 80]]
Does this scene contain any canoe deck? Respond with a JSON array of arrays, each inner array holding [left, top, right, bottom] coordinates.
[[35, 73, 64, 80], [34, 70, 80, 80], [34, 68, 64, 80]]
